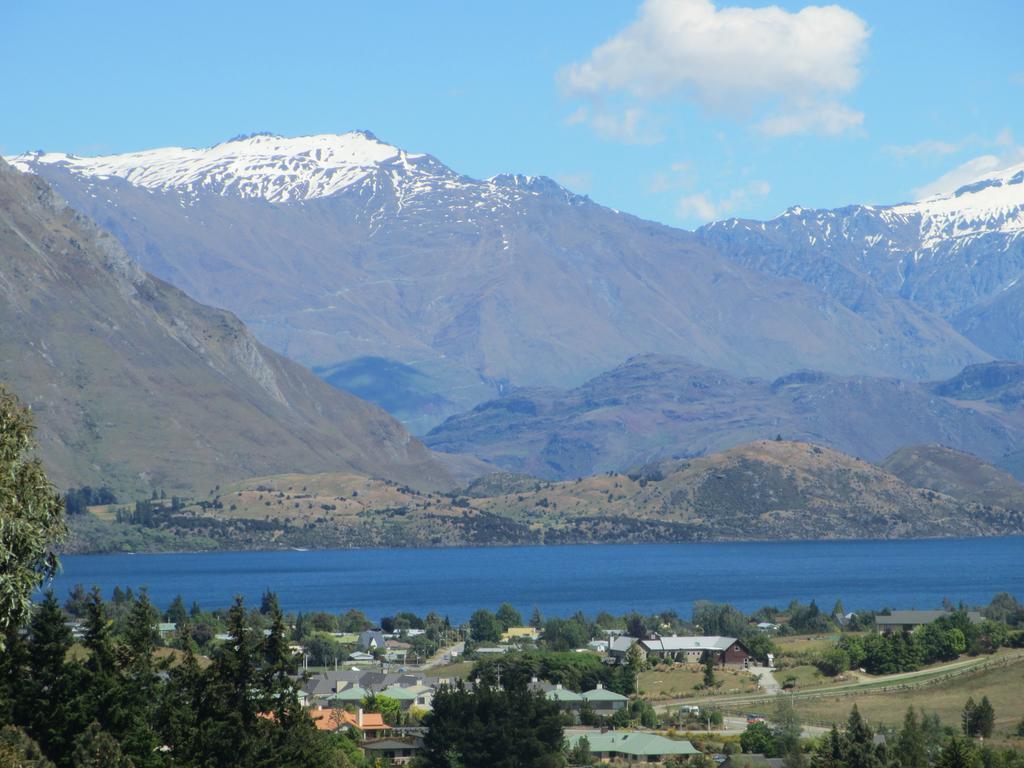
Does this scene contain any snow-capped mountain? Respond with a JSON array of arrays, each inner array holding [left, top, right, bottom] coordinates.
[[8, 131, 581, 224], [892, 161, 1024, 246], [699, 162, 1024, 361], [8, 133, 989, 430]]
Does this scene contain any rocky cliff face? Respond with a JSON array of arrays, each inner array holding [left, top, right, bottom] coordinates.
[[0, 158, 456, 497]]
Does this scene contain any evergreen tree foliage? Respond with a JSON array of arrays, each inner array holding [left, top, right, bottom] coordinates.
[[420, 680, 565, 768], [897, 707, 928, 768]]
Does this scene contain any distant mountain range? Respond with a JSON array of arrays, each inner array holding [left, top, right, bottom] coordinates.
[[0, 158, 460, 498], [699, 161, 1024, 362], [8, 133, 995, 432], [423, 353, 1024, 480]]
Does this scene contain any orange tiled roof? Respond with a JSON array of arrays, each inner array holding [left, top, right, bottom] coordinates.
[[308, 708, 388, 732]]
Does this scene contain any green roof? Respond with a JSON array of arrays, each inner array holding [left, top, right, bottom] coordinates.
[[327, 685, 367, 702], [379, 686, 418, 701], [545, 688, 583, 702], [567, 731, 701, 757], [581, 687, 629, 702]]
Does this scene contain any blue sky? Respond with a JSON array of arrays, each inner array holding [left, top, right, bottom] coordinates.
[[3, 0, 1022, 227]]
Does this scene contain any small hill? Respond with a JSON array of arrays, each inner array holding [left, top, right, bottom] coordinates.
[[474, 440, 1023, 543], [0, 159, 455, 497], [881, 445, 1024, 511], [98, 441, 1024, 552]]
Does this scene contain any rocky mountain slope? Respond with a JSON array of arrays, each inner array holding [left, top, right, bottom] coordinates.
[[881, 444, 1024, 511], [699, 161, 1024, 362], [423, 354, 1023, 480], [97, 440, 1024, 551], [0, 158, 457, 497], [8, 133, 986, 431]]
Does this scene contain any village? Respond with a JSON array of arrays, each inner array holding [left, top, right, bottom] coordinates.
[[262, 605, 1020, 766]]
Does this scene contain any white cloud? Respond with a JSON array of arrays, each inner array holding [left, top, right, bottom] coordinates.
[[650, 161, 696, 193], [677, 179, 772, 223], [756, 102, 864, 137], [587, 107, 662, 144], [678, 192, 719, 220], [882, 139, 962, 159], [561, 0, 868, 137], [553, 172, 593, 192]]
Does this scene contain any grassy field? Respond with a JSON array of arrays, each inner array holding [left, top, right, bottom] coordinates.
[[426, 661, 474, 680], [775, 664, 851, 691], [792, 654, 1024, 738], [639, 665, 759, 700], [774, 634, 843, 655]]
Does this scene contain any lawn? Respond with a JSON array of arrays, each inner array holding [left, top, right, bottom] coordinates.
[[639, 664, 759, 700], [775, 664, 849, 691], [792, 655, 1024, 739], [426, 661, 474, 680], [774, 634, 842, 655]]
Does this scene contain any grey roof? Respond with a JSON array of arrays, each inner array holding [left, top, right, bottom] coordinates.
[[608, 636, 638, 653], [640, 635, 738, 653], [875, 611, 983, 626]]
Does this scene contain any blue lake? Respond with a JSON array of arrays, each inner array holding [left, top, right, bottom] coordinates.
[[50, 537, 1024, 623]]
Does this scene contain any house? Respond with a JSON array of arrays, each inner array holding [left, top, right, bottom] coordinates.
[[607, 635, 639, 660], [344, 709, 389, 737], [588, 639, 610, 653], [349, 651, 375, 662], [501, 626, 541, 643], [308, 707, 387, 736], [580, 684, 629, 713], [358, 630, 387, 651], [361, 737, 423, 765], [326, 684, 368, 707], [156, 622, 177, 639], [566, 731, 701, 763], [379, 683, 435, 711], [545, 684, 584, 711], [874, 611, 984, 634], [639, 636, 752, 667]]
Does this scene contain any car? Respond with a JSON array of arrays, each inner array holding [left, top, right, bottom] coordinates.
[[746, 714, 766, 724]]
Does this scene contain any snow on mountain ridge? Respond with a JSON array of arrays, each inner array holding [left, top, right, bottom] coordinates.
[[892, 160, 1024, 247], [6, 132, 451, 204]]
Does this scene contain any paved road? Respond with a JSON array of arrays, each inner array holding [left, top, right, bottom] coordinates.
[[419, 641, 465, 670]]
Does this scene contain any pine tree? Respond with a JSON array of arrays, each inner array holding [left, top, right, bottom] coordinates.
[[703, 654, 716, 687], [529, 606, 544, 629], [897, 707, 928, 768], [842, 705, 883, 768], [962, 697, 978, 736], [25, 592, 81, 763], [973, 697, 995, 739], [116, 592, 164, 767], [810, 726, 843, 768], [165, 595, 187, 627], [938, 735, 981, 768], [155, 623, 202, 764]]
